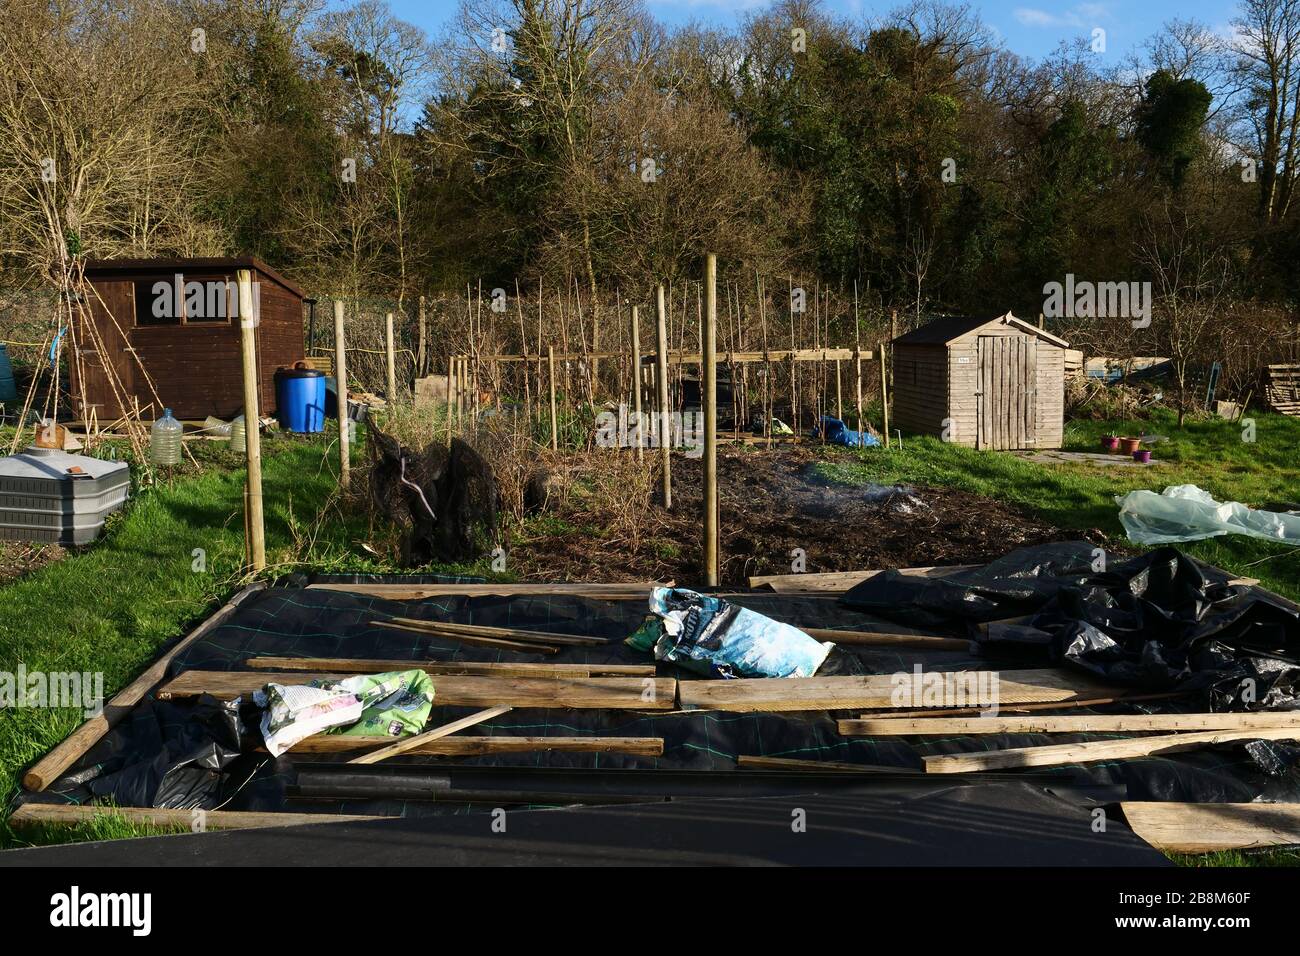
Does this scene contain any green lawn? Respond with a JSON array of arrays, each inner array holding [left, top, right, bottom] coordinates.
[[820, 409, 1300, 602], [0, 433, 357, 848]]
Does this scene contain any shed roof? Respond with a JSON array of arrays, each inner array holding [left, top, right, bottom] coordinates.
[[893, 311, 1069, 348], [82, 256, 305, 299]]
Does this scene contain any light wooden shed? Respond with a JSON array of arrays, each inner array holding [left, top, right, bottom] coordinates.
[[891, 312, 1069, 450]]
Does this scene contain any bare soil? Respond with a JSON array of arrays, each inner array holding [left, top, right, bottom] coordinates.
[[508, 446, 1088, 587], [0, 540, 66, 586]]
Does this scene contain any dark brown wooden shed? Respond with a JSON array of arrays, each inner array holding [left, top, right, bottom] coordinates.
[[73, 257, 306, 421], [891, 312, 1069, 450]]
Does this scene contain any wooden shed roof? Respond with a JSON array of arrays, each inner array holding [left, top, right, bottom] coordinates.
[[893, 311, 1069, 348], [82, 256, 306, 299]]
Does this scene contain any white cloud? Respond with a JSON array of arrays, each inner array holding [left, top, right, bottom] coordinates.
[[1014, 4, 1111, 29]]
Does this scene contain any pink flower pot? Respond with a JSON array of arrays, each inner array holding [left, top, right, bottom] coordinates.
[[1133, 449, 1152, 464], [1100, 436, 1120, 452]]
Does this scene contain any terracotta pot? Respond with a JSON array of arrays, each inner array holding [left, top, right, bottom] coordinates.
[[1100, 436, 1120, 452], [1118, 437, 1141, 455]]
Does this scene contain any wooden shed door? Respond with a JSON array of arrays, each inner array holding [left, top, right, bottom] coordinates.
[[976, 336, 1037, 449]]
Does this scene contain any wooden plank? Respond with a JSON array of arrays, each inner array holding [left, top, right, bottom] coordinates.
[[748, 563, 977, 591], [801, 628, 971, 651], [8, 803, 384, 831], [678, 669, 1116, 713], [156, 670, 677, 709], [379, 617, 606, 646], [857, 690, 1187, 719], [287, 735, 665, 756], [924, 727, 1300, 774], [1121, 802, 1300, 854], [839, 713, 1300, 736], [245, 657, 654, 678], [372, 620, 559, 654], [349, 705, 512, 764], [22, 584, 265, 792], [308, 582, 660, 600]]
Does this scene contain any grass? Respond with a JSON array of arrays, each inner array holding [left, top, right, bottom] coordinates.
[[0, 430, 358, 849], [819, 409, 1300, 602]]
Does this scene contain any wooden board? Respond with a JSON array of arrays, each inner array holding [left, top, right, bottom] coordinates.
[[839, 713, 1300, 736], [21, 584, 265, 792], [156, 670, 677, 710], [801, 628, 971, 651], [307, 582, 659, 600], [678, 669, 1116, 713], [747, 564, 977, 591], [924, 727, 1300, 774], [286, 735, 665, 756], [349, 706, 511, 764], [1121, 802, 1300, 854], [245, 657, 654, 678], [8, 803, 383, 832]]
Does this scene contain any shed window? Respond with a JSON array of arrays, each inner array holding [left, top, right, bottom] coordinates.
[[134, 276, 234, 326], [135, 280, 180, 326]]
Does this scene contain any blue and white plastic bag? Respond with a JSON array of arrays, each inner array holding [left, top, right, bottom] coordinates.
[[630, 588, 833, 678]]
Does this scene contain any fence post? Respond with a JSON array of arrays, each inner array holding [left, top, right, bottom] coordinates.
[[704, 254, 719, 588], [656, 284, 672, 508], [334, 300, 350, 490], [385, 311, 397, 404], [548, 344, 558, 451], [630, 305, 643, 461], [238, 270, 266, 571]]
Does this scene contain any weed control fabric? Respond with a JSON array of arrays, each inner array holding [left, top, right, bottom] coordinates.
[[17, 557, 1300, 819]]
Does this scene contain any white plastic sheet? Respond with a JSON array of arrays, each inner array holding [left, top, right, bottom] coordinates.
[[1115, 484, 1300, 546]]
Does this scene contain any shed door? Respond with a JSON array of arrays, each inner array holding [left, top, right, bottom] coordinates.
[[976, 336, 1036, 450]]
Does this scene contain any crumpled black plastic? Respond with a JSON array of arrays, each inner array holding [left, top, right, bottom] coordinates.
[[840, 541, 1300, 707], [84, 695, 260, 809]]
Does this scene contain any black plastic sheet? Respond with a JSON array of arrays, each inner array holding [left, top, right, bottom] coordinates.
[[79, 696, 263, 810], [842, 542, 1300, 706]]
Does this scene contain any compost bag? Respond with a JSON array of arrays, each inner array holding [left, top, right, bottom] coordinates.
[[630, 588, 832, 678], [841, 541, 1300, 705]]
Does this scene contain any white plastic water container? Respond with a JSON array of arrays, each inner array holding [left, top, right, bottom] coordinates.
[[230, 415, 246, 454], [150, 408, 183, 466], [0, 447, 130, 545]]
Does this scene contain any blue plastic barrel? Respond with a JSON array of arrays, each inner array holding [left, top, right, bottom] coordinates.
[[275, 366, 326, 433], [0, 344, 17, 405]]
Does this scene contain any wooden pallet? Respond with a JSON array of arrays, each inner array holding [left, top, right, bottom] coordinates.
[[1265, 363, 1300, 416]]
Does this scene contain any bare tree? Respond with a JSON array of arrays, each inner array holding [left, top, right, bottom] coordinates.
[[1137, 200, 1234, 425], [1232, 0, 1300, 222]]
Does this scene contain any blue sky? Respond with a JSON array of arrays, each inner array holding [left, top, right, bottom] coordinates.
[[380, 0, 1240, 64]]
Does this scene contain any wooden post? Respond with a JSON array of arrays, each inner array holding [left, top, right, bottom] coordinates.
[[417, 295, 427, 378], [334, 300, 350, 490], [447, 355, 456, 446], [238, 270, 266, 571], [656, 284, 672, 508], [880, 339, 891, 450], [547, 344, 558, 450], [704, 254, 719, 587], [757, 273, 770, 445], [385, 311, 397, 404], [835, 359, 843, 420], [854, 280, 863, 432], [630, 304, 643, 461]]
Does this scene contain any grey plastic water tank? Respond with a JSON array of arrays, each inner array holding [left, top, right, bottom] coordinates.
[[0, 446, 130, 545]]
